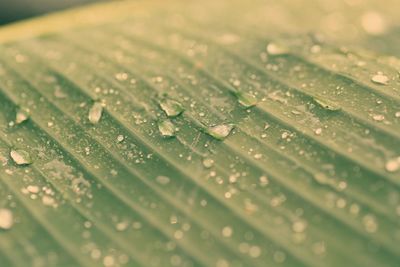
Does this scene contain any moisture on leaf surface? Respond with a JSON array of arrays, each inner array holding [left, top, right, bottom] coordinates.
[[0, 0, 400, 267]]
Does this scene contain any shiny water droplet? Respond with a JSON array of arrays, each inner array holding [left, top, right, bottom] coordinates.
[[236, 92, 257, 108], [115, 72, 128, 81], [292, 220, 307, 233], [202, 158, 214, 168], [88, 102, 103, 124], [313, 97, 341, 111], [0, 209, 13, 230], [371, 74, 389, 85], [159, 98, 184, 117], [259, 175, 269, 187], [253, 153, 262, 159], [249, 246, 262, 258], [314, 128, 322, 135], [361, 11, 387, 35], [372, 114, 385, 121], [266, 43, 288, 55], [385, 157, 400, 172], [10, 149, 32, 165], [158, 120, 175, 137], [206, 124, 234, 140], [221, 226, 233, 237], [362, 214, 378, 233], [15, 109, 29, 124]]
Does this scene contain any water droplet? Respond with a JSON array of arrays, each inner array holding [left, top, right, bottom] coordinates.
[[361, 11, 387, 35], [313, 97, 341, 111], [372, 114, 385, 121], [10, 149, 32, 165], [313, 172, 333, 186], [27, 185, 40, 193], [292, 220, 307, 233], [236, 92, 257, 108], [156, 175, 170, 185], [159, 98, 184, 117], [221, 226, 233, 237], [0, 208, 13, 230], [314, 128, 322, 135], [202, 158, 214, 168], [116, 220, 129, 231], [371, 74, 389, 85], [362, 214, 378, 233], [266, 43, 288, 55], [158, 120, 175, 137], [88, 102, 103, 124], [259, 175, 269, 187], [206, 124, 234, 140], [115, 72, 128, 81], [117, 135, 124, 143], [103, 255, 115, 267], [249, 246, 262, 258], [42, 195, 55, 206], [15, 109, 29, 124], [253, 153, 262, 159], [385, 157, 400, 172]]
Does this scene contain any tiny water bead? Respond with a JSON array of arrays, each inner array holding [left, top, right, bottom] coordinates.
[[116, 135, 125, 143], [158, 120, 176, 137], [206, 124, 234, 140], [313, 97, 341, 111], [159, 98, 185, 117], [0, 208, 13, 230], [266, 42, 288, 56], [385, 157, 400, 173], [314, 128, 322, 135], [202, 158, 214, 168], [236, 92, 257, 108], [371, 73, 389, 85], [10, 149, 32, 166], [372, 114, 385, 121], [88, 102, 103, 124], [15, 109, 29, 124], [221, 226, 233, 237]]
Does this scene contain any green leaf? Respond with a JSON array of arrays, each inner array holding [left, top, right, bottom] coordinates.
[[0, 1, 399, 267]]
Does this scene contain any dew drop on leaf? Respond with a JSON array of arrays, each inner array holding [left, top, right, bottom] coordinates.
[[202, 158, 214, 168], [221, 226, 233, 237], [385, 157, 400, 172], [372, 114, 385, 121], [117, 135, 125, 143], [236, 92, 257, 108], [0, 208, 13, 230], [10, 149, 32, 165], [266, 42, 288, 55], [159, 98, 184, 117], [88, 102, 103, 124], [314, 128, 322, 135], [206, 124, 234, 140], [313, 97, 341, 111], [371, 73, 389, 85], [15, 109, 29, 124], [292, 220, 307, 233], [158, 120, 175, 137]]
